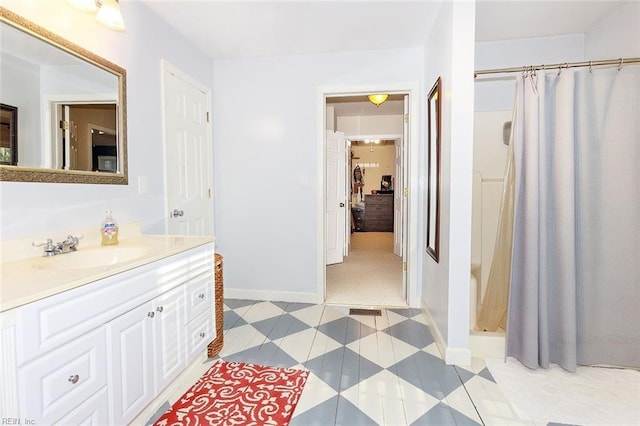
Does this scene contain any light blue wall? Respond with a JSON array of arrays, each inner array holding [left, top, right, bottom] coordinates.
[[0, 1, 214, 240], [422, 0, 476, 363], [212, 48, 425, 299]]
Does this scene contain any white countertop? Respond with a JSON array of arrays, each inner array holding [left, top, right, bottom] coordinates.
[[0, 234, 214, 312]]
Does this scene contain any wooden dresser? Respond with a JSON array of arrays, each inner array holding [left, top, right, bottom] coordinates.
[[364, 194, 394, 232]]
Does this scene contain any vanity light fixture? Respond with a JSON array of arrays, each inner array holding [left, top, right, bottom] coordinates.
[[67, 0, 125, 31], [367, 94, 388, 107]]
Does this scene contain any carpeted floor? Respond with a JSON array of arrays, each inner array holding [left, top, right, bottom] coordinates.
[[326, 232, 405, 307]]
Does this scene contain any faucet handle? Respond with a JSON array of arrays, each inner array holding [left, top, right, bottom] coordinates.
[[32, 238, 54, 248], [65, 234, 82, 244], [33, 238, 57, 256]]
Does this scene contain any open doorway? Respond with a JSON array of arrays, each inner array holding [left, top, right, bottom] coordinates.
[[324, 94, 407, 307]]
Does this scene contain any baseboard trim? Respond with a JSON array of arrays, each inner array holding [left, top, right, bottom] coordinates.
[[445, 347, 472, 366], [420, 299, 472, 366], [224, 288, 317, 304], [420, 299, 447, 361]]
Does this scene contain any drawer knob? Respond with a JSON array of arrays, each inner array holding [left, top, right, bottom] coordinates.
[[199, 332, 206, 338], [68, 374, 79, 384], [148, 312, 155, 318], [156, 306, 164, 312], [198, 293, 205, 299]]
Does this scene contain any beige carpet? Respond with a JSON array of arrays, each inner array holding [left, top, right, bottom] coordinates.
[[326, 232, 406, 307]]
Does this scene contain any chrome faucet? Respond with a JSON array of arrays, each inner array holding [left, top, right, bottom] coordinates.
[[34, 235, 82, 257]]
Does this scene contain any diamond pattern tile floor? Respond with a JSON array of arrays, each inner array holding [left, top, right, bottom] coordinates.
[[210, 300, 489, 425], [151, 299, 637, 426]]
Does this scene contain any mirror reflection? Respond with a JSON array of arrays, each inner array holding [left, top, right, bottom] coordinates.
[[0, 7, 127, 184]]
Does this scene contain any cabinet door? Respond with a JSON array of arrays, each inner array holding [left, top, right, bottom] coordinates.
[[152, 285, 186, 393], [107, 302, 154, 425], [18, 328, 107, 425], [55, 387, 109, 426]]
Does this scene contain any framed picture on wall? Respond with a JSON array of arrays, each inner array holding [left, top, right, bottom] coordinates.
[[426, 77, 442, 262]]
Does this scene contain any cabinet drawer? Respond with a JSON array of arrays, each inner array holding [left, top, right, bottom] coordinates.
[[18, 327, 107, 425], [185, 273, 212, 323], [186, 310, 213, 362]]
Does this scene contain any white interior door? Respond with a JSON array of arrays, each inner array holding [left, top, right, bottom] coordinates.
[[163, 63, 213, 236], [326, 129, 346, 265]]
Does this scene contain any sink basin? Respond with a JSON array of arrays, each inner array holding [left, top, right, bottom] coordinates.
[[44, 246, 150, 270]]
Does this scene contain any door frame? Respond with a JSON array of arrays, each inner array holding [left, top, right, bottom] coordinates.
[[316, 82, 420, 308], [160, 60, 214, 235], [347, 134, 406, 300]]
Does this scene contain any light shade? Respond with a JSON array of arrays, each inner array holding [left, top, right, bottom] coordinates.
[[67, 0, 99, 13], [368, 94, 388, 106], [96, 0, 126, 31]]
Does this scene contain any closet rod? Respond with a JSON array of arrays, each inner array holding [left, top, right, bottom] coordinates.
[[474, 56, 640, 77]]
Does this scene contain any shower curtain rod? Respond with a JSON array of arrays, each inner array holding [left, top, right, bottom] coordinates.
[[474, 56, 640, 77]]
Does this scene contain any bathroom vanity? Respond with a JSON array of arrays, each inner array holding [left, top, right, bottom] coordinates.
[[0, 232, 215, 425]]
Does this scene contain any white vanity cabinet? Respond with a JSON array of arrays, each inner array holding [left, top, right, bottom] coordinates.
[[184, 274, 214, 362], [17, 327, 110, 424], [2, 242, 215, 425]]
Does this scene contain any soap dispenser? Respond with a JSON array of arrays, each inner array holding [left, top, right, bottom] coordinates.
[[101, 210, 119, 246]]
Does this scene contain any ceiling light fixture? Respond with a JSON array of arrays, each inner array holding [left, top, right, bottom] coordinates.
[[368, 94, 388, 107], [67, 0, 126, 31]]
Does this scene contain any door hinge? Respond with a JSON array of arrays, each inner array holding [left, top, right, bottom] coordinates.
[[404, 113, 409, 124], [206, 112, 210, 123], [60, 120, 69, 130], [404, 187, 408, 197], [208, 188, 212, 199], [403, 261, 407, 271]]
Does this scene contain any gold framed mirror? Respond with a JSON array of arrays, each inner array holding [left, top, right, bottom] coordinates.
[[0, 7, 127, 184], [426, 76, 441, 262]]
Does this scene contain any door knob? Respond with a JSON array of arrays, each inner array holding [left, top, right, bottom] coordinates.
[[171, 209, 184, 218], [339, 202, 345, 207]]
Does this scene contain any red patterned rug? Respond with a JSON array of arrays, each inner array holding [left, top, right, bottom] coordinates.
[[154, 361, 309, 426]]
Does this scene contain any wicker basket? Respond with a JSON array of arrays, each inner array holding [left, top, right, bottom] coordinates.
[[207, 253, 224, 357]]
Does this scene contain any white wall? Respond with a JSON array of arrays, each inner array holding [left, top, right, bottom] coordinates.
[[475, 34, 585, 111], [423, 0, 475, 364], [0, 54, 41, 167], [475, 1, 640, 114], [472, 110, 511, 303], [337, 114, 403, 136], [585, 1, 640, 58], [0, 1, 214, 240], [212, 47, 424, 300]]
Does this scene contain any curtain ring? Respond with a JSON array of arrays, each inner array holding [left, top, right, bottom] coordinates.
[[557, 64, 562, 76], [589, 61, 593, 73], [618, 58, 624, 71]]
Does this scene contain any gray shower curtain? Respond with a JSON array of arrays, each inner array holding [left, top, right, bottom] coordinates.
[[507, 66, 640, 371]]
